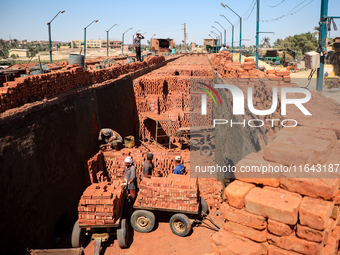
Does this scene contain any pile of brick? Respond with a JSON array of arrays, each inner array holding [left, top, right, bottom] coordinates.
[[86, 148, 184, 186], [78, 180, 124, 226], [135, 174, 199, 212], [211, 122, 340, 255], [0, 55, 165, 114]]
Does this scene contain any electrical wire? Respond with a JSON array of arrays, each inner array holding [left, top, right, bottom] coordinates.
[[260, 0, 314, 22], [242, 0, 256, 17], [303, 68, 316, 88], [262, 0, 285, 8], [243, 1, 257, 21]]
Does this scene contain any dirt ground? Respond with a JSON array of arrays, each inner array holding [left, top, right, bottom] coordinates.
[[82, 211, 223, 255]]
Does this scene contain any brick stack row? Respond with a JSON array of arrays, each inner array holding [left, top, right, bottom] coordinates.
[[211, 122, 340, 255], [86, 148, 184, 185], [135, 174, 199, 212], [78, 181, 124, 226], [0, 55, 165, 114]]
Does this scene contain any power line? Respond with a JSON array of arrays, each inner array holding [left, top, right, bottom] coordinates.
[[262, 0, 285, 8], [242, 0, 256, 17], [260, 0, 314, 22], [244, 1, 257, 21]]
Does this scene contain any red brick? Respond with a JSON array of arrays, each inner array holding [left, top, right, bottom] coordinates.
[[224, 221, 267, 242], [245, 187, 301, 225], [303, 119, 340, 139], [279, 178, 339, 201], [267, 245, 302, 255], [331, 226, 340, 241], [267, 219, 295, 236], [320, 236, 338, 255], [220, 202, 267, 230], [223, 180, 255, 208], [267, 233, 322, 255], [211, 230, 263, 255], [299, 196, 334, 230], [296, 224, 326, 243]]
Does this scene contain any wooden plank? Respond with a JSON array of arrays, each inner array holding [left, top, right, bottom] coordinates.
[[133, 205, 199, 215]]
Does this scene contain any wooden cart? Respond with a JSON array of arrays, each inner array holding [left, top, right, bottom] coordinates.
[[130, 197, 208, 237], [71, 192, 129, 253]]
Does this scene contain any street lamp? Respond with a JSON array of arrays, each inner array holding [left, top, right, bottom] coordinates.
[[221, 3, 242, 62], [46, 10, 65, 63], [212, 26, 222, 47], [105, 23, 118, 57], [142, 32, 147, 36], [221, 14, 234, 54], [122, 27, 133, 54], [84, 20, 98, 59], [215, 21, 226, 46], [150, 34, 156, 52]]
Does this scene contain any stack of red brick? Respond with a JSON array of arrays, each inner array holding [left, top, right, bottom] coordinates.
[[211, 122, 340, 255], [0, 55, 165, 114], [86, 148, 184, 186], [78, 180, 124, 226], [135, 174, 199, 211]]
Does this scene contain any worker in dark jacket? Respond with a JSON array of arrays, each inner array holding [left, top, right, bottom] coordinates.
[[142, 153, 154, 179]]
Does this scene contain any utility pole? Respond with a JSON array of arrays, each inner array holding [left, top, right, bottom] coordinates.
[[317, 0, 329, 91], [183, 23, 187, 51]]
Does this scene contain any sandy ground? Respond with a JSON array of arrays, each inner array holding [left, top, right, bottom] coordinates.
[[83, 212, 223, 255]]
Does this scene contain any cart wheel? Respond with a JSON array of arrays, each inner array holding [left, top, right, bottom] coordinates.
[[71, 220, 84, 248], [169, 213, 192, 237], [117, 219, 129, 248], [200, 197, 209, 215], [131, 210, 155, 233], [200, 144, 212, 156]]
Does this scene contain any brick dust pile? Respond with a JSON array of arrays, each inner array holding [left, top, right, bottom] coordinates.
[[210, 51, 340, 255]]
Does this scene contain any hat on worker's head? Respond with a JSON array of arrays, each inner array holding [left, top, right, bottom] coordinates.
[[124, 156, 133, 164], [147, 153, 154, 160], [175, 156, 181, 161]]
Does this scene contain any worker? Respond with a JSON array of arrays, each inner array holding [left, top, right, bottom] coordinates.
[[174, 156, 185, 175], [219, 44, 228, 52], [142, 153, 154, 179], [124, 157, 137, 201], [98, 128, 122, 150], [134, 33, 144, 62]]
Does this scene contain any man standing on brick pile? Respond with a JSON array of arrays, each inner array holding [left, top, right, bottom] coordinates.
[[134, 33, 144, 62], [124, 156, 137, 201], [174, 156, 185, 175], [98, 128, 123, 150], [142, 153, 154, 179]]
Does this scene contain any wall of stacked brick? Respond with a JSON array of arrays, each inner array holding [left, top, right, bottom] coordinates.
[[0, 55, 165, 113], [133, 55, 214, 142], [136, 174, 199, 212], [211, 122, 340, 255], [78, 180, 125, 226]]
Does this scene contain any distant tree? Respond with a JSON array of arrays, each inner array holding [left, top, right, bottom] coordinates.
[[0, 39, 9, 58], [261, 37, 271, 48]]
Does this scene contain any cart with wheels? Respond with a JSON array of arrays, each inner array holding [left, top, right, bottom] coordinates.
[[131, 196, 209, 237], [71, 182, 130, 253]]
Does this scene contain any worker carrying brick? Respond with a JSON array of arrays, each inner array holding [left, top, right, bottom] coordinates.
[[142, 153, 154, 179], [98, 128, 122, 150], [174, 156, 185, 175], [134, 33, 144, 62], [124, 156, 137, 201]]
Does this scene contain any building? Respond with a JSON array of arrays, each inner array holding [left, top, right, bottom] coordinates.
[[191, 42, 203, 53], [151, 39, 174, 53], [71, 39, 101, 49], [203, 39, 218, 51], [8, 49, 29, 57], [101, 40, 122, 50]]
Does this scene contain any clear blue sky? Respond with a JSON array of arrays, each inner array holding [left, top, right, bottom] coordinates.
[[1, 0, 340, 46]]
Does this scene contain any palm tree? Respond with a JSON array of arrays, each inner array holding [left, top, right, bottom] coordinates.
[[261, 37, 271, 48]]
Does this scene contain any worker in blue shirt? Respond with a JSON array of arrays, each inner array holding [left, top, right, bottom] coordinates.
[[174, 156, 185, 175]]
